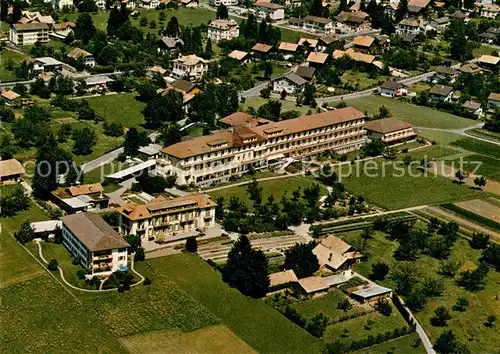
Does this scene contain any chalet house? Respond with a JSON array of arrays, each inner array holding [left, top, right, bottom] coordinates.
[[32, 57, 63, 74], [380, 81, 407, 97], [317, 34, 338, 51], [364, 118, 417, 145], [396, 18, 422, 35], [278, 42, 299, 55], [407, 0, 431, 17], [479, 27, 499, 44], [171, 54, 208, 80], [268, 269, 299, 291], [254, 2, 285, 21], [462, 100, 483, 117], [332, 49, 376, 66], [479, 4, 499, 19], [429, 85, 454, 102], [312, 235, 363, 272], [52, 183, 109, 213], [0, 159, 25, 183], [61, 213, 130, 277], [207, 19, 239, 42], [139, 0, 160, 9], [459, 63, 482, 74], [209, 0, 239, 5], [306, 52, 329, 67], [477, 55, 500, 69], [272, 72, 307, 94], [252, 43, 273, 56], [158, 37, 184, 54], [10, 23, 49, 45], [298, 37, 319, 50], [171, 79, 200, 96], [399, 33, 418, 45], [428, 17, 450, 33], [384, 2, 398, 19], [352, 35, 377, 53], [488, 93, 500, 107], [228, 50, 251, 64], [431, 66, 458, 84], [1, 90, 21, 104], [451, 10, 468, 20], [180, 0, 199, 7], [335, 11, 371, 33], [116, 193, 216, 241], [52, 22, 75, 38], [67, 47, 96, 67], [295, 66, 316, 81], [301, 16, 335, 35]]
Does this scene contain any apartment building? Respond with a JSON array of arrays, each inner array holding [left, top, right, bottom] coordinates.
[[10, 23, 49, 45], [67, 47, 96, 67], [209, 0, 239, 5], [364, 118, 417, 145], [159, 108, 367, 187], [171, 54, 208, 80], [61, 213, 130, 277], [207, 19, 240, 42], [254, 2, 285, 21], [116, 194, 216, 240], [302, 16, 335, 34]]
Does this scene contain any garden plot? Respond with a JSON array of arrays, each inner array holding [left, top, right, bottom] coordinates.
[[454, 199, 500, 224]]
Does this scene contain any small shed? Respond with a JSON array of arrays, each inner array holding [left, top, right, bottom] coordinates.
[[351, 284, 393, 304]]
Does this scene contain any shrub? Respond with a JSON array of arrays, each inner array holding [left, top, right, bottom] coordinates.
[[134, 247, 145, 262], [185, 236, 198, 252], [77, 269, 87, 280], [452, 297, 469, 312], [143, 277, 152, 286], [47, 259, 59, 271], [375, 299, 392, 316], [337, 298, 352, 311], [305, 313, 329, 338]]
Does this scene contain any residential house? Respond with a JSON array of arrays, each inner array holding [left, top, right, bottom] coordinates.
[[479, 27, 500, 44], [462, 100, 483, 117], [298, 276, 329, 297], [429, 85, 454, 102], [488, 92, 500, 107], [332, 48, 376, 66], [350, 284, 393, 304], [318, 34, 338, 51], [295, 66, 316, 81], [335, 11, 371, 33], [67, 47, 96, 67], [428, 16, 449, 33], [399, 33, 418, 44], [384, 1, 398, 19], [272, 72, 307, 94], [52, 183, 109, 214], [158, 37, 184, 54], [31, 220, 62, 240], [52, 0, 74, 10], [407, 0, 431, 16], [312, 235, 363, 272], [116, 193, 216, 241], [139, 0, 160, 9], [171, 54, 208, 80], [10, 23, 49, 45], [0, 159, 25, 183], [278, 42, 299, 58], [396, 18, 422, 35], [20, 11, 55, 27], [352, 35, 376, 53], [171, 79, 200, 95], [268, 269, 299, 291], [158, 107, 367, 186], [61, 212, 130, 277], [477, 55, 500, 69], [252, 43, 274, 56], [52, 22, 75, 37], [228, 50, 251, 64], [148, 65, 167, 76], [364, 118, 417, 145], [458, 63, 482, 74], [207, 19, 239, 42], [209, 0, 239, 5], [180, 0, 199, 7], [479, 4, 499, 19], [306, 51, 329, 67], [451, 10, 468, 20], [32, 57, 63, 74], [431, 66, 458, 84], [254, 2, 285, 21], [1, 90, 21, 104], [301, 15, 335, 35], [380, 81, 407, 97], [83, 76, 114, 92], [298, 37, 319, 50]]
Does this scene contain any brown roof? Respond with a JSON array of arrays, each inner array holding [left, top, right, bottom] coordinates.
[[459, 63, 482, 73], [162, 107, 365, 159], [320, 235, 352, 254], [67, 47, 92, 59], [278, 42, 299, 52], [298, 38, 318, 48], [303, 15, 331, 24], [220, 112, 272, 127], [269, 269, 299, 287], [53, 21, 75, 29], [365, 118, 413, 134], [0, 159, 25, 178], [117, 193, 216, 221], [319, 34, 338, 45], [478, 55, 500, 66], [353, 35, 375, 48], [68, 183, 103, 196], [61, 212, 130, 252], [462, 100, 481, 111], [488, 92, 500, 102], [332, 49, 374, 64], [380, 81, 406, 90], [408, 0, 430, 8], [171, 79, 196, 93], [228, 50, 249, 61], [12, 22, 48, 31], [298, 276, 329, 293], [252, 43, 273, 53], [429, 85, 453, 96], [1, 90, 21, 101], [307, 52, 329, 64], [254, 1, 284, 9]]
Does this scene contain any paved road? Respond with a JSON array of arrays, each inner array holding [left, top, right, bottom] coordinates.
[[80, 147, 124, 173], [418, 123, 500, 146], [0, 71, 124, 88]]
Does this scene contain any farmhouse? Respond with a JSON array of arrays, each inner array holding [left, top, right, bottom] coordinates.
[[269, 269, 299, 290], [116, 193, 216, 240], [272, 72, 307, 94], [10, 23, 49, 45], [207, 19, 239, 42], [67, 47, 96, 67], [364, 118, 417, 145], [171, 54, 208, 80], [0, 159, 25, 183], [254, 2, 285, 21], [298, 276, 329, 297], [429, 85, 454, 102], [396, 18, 421, 35], [335, 11, 371, 33], [312, 235, 363, 272], [159, 107, 367, 186], [52, 183, 109, 214], [380, 81, 407, 97], [61, 212, 130, 277]]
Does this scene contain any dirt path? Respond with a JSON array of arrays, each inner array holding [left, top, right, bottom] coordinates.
[[433, 164, 500, 196]]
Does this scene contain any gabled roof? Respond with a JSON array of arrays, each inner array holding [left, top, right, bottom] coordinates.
[[462, 100, 481, 110], [353, 35, 375, 47], [171, 79, 196, 93], [434, 66, 456, 75], [254, 1, 284, 9], [488, 92, 500, 101], [429, 85, 453, 96], [12, 22, 48, 31], [307, 52, 329, 64], [319, 34, 338, 45], [228, 50, 249, 61], [34, 57, 63, 66], [278, 42, 299, 52], [252, 43, 273, 53], [298, 276, 329, 293], [269, 269, 298, 287], [295, 66, 316, 80], [160, 37, 184, 49], [173, 54, 207, 66], [67, 47, 92, 59], [321, 235, 352, 254], [478, 55, 500, 66], [277, 72, 307, 86], [61, 212, 130, 252], [303, 15, 332, 24], [0, 159, 25, 177], [68, 183, 103, 196], [1, 90, 21, 101], [380, 80, 406, 90], [298, 38, 318, 48], [365, 118, 413, 134], [459, 63, 481, 73]]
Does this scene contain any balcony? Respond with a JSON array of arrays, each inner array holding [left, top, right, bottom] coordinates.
[[92, 266, 112, 273], [93, 254, 112, 261]]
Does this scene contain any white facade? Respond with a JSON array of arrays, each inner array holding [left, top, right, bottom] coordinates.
[[367, 128, 416, 144], [207, 19, 240, 42], [95, 0, 106, 9], [396, 20, 422, 35], [172, 55, 208, 80], [254, 4, 285, 21], [209, 0, 239, 5], [140, 0, 160, 9], [302, 16, 335, 35], [479, 4, 499, 18], [10, 24, 49, 45], [272, 76, 305, 94], [52, 0, 74, 9]]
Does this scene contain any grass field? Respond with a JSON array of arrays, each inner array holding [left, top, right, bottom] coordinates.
[[451, 138, 500, 159], [337, 161, 488, 210], [449, 154, 500, 181], [472, 44, 496, 57], [345, 96, 476, 130], [0, 49, 27, 82], [120, 325, 256, 354], [208, 175, 328, 208], [465, 128, 500, 144], [242, 96, 320, 116], [417, 129, 464, 145], [137, 253, 324, 353], [84, 93, 146, 128], [354, 332, 425, 354], [339, 230, 500, 353], [341, 71, 387, 91]]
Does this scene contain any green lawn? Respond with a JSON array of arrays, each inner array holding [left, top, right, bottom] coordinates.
[[136, 253, 324, 353], [465, 128, 500, 144], [451, 138, 500, 159], [341, 71, 388, 91], [337, 161, 489, 210], [345, 96, 476, 130], [242, 96, 319, 116], [402, 145, 463, 161], [472, 44, 496, 58], [323, 304, 407, 344], [208, 175, 328, 208], [83, 93, 146, 128], [448, 154, 500, 181], [354, 332, 425, 354], [291, 290, 370, 322], [417, 129, 464, 146], [0, 49, 27, 82]]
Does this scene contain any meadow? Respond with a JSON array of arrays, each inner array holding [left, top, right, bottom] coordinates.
[[0, 49, 27, 82], [83, 93, 146, 128]]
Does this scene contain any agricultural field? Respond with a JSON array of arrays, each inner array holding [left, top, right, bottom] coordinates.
[[345, 96, 476, 129], [354, 332, 425, 354], [454, 199, 499, 224], [0, 49, 27, 82], [338, 229, 500, 353], [449, 154, 500, 181], [83, 93, 146, 128], [451, 138, 500, 160], [340, 71, 388, 91], [208, 175, 328, 208], [465, 128, 500, 144]]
